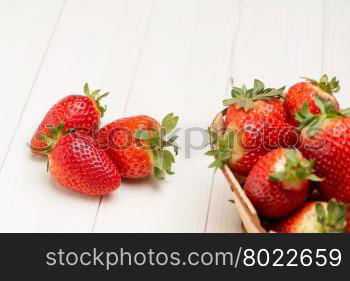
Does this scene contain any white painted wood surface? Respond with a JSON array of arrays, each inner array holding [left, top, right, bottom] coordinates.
[[0, 0, 65, 168], [0, 0, 349, 232]]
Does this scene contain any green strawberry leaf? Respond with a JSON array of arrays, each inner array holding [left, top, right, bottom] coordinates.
[[154, 167, 165, 180], [83, 83, 109, 117], [269, 171, 285, 182], [224, 79, 285, 111], [135, 129, 151, 140], [208, 159, 226, 169], [163, 150, 175, 172], [316, 203, 326, 226], [252, 79, 265, 95], [205, 150, 218, 157], [302, 74, 340, 94], [135, 113, 179, 180], [168, 135, 179, 143], [161, 113, 179, 135], [206, 128, 234, 170], [306, 174, 323, 182], [316, 199, 348, 233], [296, 96, 345, 133], [84, 83, 90, 95], [39, 122, 74, 154], [295, 102, 314, 123], [269, 149, 322, 183]]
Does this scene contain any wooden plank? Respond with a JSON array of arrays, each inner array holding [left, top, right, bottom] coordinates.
[[205, 171, 242, 233], [206, 0, 325, 232], [323, 0, 350, 107], [0, 0, 154, 232], [230, 0, 324, 87], [93, 0, 241, 232], [0, 0, 64, 168]]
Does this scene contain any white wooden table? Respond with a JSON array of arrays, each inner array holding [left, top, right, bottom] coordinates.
[[0, 0, 349, 233]]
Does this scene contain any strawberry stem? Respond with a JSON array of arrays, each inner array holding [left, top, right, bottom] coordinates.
[[223, 79, 285, 112], [316, 199, 348, 233], [296, 96, 346, 133], [269, 149, 322, 183], [39, 122, 74, 154], [83, 83, 109, 117], [135, 113, 179, 180], [205, 129, 235, 170], [301, 74, 340, 94]]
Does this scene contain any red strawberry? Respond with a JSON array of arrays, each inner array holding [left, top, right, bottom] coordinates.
[[207, 80, 297, 176], [244, 148, 321, 219], [31, 83, 108, 155], [97, 113, 179, 179], [273, 199, 350, 233], [297, 97, 350, 203], [284, 75, 340, 126], [41, 123, 121, 196]]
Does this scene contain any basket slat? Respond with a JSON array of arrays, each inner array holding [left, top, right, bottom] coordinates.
[[210, 109, 266, 233]]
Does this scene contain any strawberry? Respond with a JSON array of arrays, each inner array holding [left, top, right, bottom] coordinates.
[[30, 83, 108, 155], [244, 148, 321, 219], [297, 97, 350, 203], [207, 80, 297, 176], [284, 75, 340, 126], [273, 199, 350, 233], [97, 113, 179, 180], [41, 123, 121, 196]]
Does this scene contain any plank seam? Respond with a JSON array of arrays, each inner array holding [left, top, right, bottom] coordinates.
[[0, 0, 68, 175], [203, 170, 217, 233], [91, 0, 157, 233], [321, 0, 326, 73], [204, 0, 243, 233], [121, 0, 157, 116]]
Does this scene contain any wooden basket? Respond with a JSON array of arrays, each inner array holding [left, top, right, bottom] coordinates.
[[210, 109, 267, 233]]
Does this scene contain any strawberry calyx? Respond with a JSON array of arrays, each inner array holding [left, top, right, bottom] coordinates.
[[269, 149, 322, 183], [39, 122, 74, 154], [135, 113, 179, 180], [205, 129, 235, 169], [83, 83, 109, 117], [302, 74, 340, 95], [296, 96, 346, 134], [316, 199, 348, 233], [223, 79, 285, 112]]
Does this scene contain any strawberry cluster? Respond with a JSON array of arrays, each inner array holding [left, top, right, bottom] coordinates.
[[30, 84, 179, 196], [207, 75, 350, 233]]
